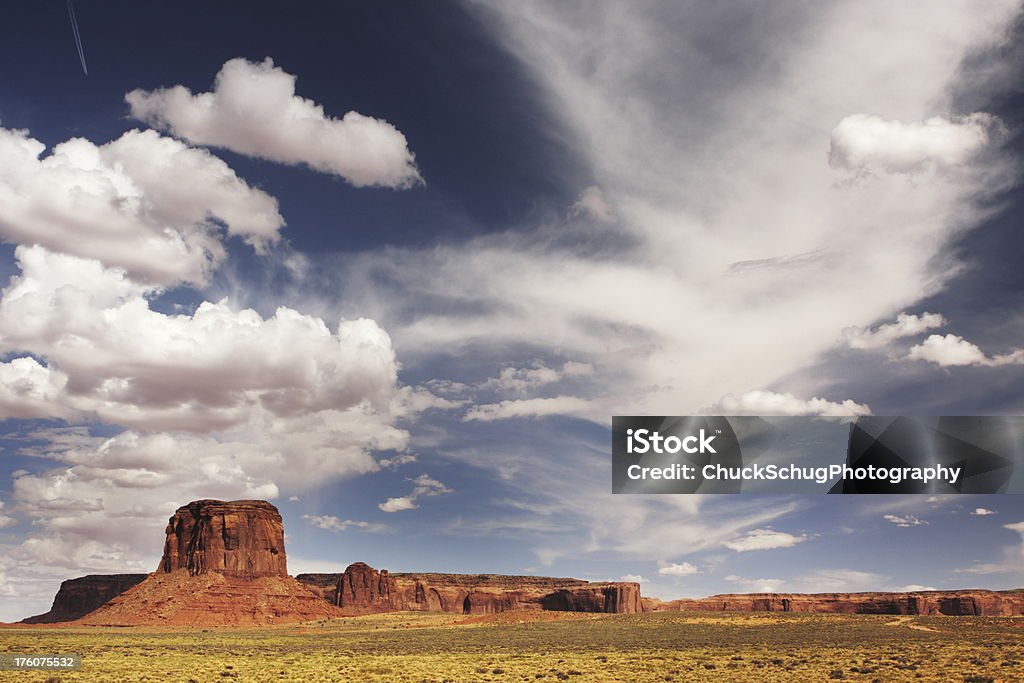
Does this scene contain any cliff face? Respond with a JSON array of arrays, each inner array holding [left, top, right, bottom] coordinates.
[[313, 563, 643, 615], [293, 573, 338, 603], [21, 574, 147, 624], [643, 590, 1024, 616], [160, 499, 287, 578]]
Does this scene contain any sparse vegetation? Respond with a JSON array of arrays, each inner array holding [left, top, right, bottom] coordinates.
[[1, 610, 1021, 681]]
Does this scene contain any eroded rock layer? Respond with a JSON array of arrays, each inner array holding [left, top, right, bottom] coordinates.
[[643, 590, 1024, 616], [298, 563, 643, 614], [21, 574, 147, 624], [160, 499, 287, 578]]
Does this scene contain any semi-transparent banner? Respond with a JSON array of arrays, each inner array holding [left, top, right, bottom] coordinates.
[[611, 416, 1023, 494]]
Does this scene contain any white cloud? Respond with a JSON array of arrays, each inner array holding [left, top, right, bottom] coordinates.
[[884, 514, 928, 527], [1005, 521, 1024, 535], [0, 502, 15, 529], [390, 386, 466, 418], [723, 528, 808, 552], [708, 391, 871, 417], [0, 127, 283, 286], [908, 333, 1024, 367], [953, 562, 1016, 575], [338, 0, 1017, 429], [127, 57, 422, 188], [571, 186, 614, 222], [377, 454, 418, 470], [490, 361, 594, 394], [828, 113, 1002, 175], [619, 574, 647, 583], [463, 395, 597, 422], [843, 312, 946, 349], [378, 474, 452, 513], [378, 497, 418, 513], [0, 246, 400, 432], [302, 515, 383, 533], [0, 358, 73, 421], [896, 584, 937, 592], [657, 560, 700, 577], [724, 575, 785, 593], [971, 507, 996, 516], [794, 569, 887, 592]]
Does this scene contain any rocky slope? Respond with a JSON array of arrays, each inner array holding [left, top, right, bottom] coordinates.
[[300, 562, 643, 614], [643, 590, 1024, 616], [21, 574, 147, 624], [78, 570, 341, 627]]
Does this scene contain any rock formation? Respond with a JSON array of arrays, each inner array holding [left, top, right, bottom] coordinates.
[[297, 563, 643, 614], [292, 573, 338, 603], [643, 589, 1024, 616], [160, 499, 287, 578], [21, 574, 147, 624], [21, 497, 1024, 626], [79, 571, 341, 627], [68, 499, 341, 627]]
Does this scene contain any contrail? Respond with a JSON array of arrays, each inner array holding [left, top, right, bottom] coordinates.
[[66, 0, 88, 75]]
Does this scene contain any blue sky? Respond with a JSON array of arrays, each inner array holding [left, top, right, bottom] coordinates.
[[1, 1, 1023, 621]]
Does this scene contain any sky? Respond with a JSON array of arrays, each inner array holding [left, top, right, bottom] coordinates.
[[0, 0, 1023, 620]]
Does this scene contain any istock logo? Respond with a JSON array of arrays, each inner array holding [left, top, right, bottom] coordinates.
[[626, 428, 717, 454]]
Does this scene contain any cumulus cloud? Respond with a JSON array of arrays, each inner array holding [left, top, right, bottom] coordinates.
[[884, 514, 928, 527], [127, 57, 422, 188], [843, 312, 946, 349], [378, 474, 452, 513], [0, 246, 399, 431], [724, 528, 808, 552], [619, 574, 647, 583], [302, 515, 384, 533], [0, 127, 283, 286], [0, 358, 73, 421], [828, 113, 1003, 175], [971, 507, 997, 516], [656, 560, 700, 577], [708, 391, 871, 417], [378, 497, 418, 513], [908, 333, 1024, 367]]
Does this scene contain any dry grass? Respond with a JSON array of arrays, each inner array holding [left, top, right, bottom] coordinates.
[[1, 610, 1022, 681]]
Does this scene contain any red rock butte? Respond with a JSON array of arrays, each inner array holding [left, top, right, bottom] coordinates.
[[160, 499, 287, 578]]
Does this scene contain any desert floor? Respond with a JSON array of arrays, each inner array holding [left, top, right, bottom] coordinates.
[[1, 610, 1022, 682]]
